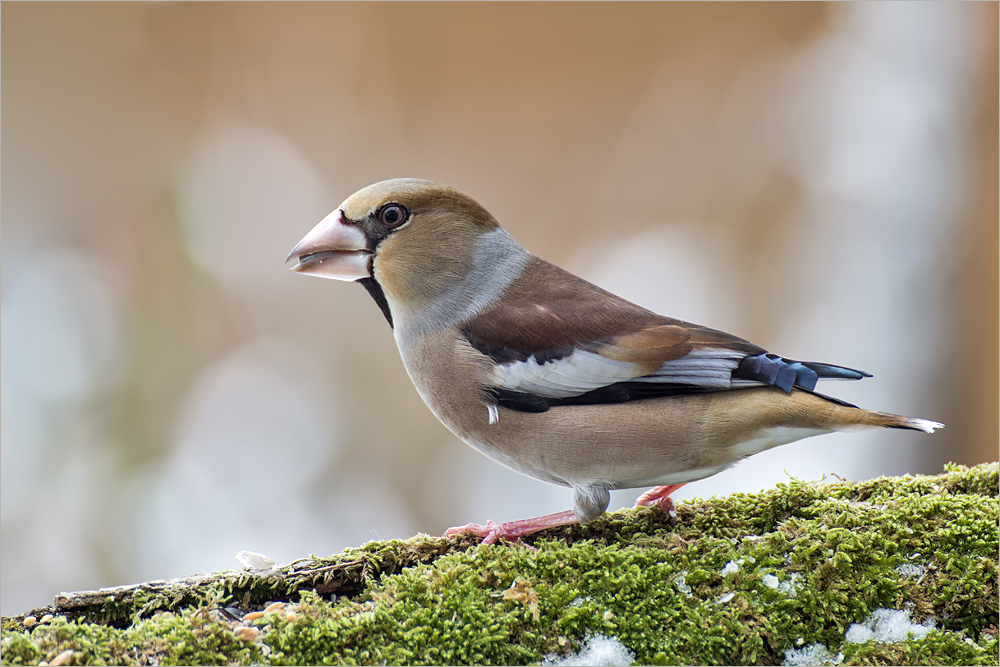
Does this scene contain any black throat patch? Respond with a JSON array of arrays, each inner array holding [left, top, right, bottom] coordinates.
[[358, 277, 393, 328]]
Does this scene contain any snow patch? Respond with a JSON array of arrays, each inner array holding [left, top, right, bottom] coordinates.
[[761, 572, 802, 597], [895, 563, 926, 578], [722, 555, 754, 576], [672, 570, 692, 596], [845, 608, 936, 644], [543, 635, 635, 667], [782, 643, 843, 666]]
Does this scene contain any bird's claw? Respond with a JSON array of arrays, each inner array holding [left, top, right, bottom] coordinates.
[[445, 510, 580, 548], [634, 484, 684, 526], [444, 521, 503, 545], [444, 520, 534, 547]]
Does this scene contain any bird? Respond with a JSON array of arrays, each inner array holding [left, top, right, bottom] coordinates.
[[286, 178, 942, 545]]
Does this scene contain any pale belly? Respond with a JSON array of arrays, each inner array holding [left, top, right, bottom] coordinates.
[[397, 327, 838, 493], [459, 401, 833, 491]]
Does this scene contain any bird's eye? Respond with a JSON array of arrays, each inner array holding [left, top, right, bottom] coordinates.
[[378, 204, 408, 227]]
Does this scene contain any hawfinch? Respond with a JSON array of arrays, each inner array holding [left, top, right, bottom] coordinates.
[[287, 179, 942, 545]]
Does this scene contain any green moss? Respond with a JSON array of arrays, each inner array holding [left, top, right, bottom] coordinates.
[[841, 631, 999, 667], [2, 462, 997, 666]]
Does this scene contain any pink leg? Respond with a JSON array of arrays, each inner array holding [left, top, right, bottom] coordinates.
[[634, 484, 685, 518], [444, 510, 579, 546]]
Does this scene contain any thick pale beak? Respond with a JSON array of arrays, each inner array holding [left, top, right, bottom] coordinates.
[[286, 209, 371, 281]]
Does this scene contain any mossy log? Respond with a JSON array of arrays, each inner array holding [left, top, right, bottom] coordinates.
[[2, 462, 997, 666]]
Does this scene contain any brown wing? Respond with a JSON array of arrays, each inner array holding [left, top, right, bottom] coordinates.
[[461, 255, 764, 368]]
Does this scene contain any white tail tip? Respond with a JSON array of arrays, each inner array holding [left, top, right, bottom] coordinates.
[[906, 418, 944, 433]]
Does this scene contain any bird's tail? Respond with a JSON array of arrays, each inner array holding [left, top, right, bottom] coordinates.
[[855, 410, 944, 433], [725, 387, 945, 435], [799, 389, 944, 433]]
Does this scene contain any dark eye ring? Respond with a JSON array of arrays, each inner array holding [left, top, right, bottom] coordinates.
[[378, 204, 408, 227]]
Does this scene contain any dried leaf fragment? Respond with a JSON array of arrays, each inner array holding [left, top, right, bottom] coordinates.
[[502, 577, 540, 622]]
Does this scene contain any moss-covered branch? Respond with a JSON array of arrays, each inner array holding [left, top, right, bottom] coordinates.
[[2, 462, 997, 666]]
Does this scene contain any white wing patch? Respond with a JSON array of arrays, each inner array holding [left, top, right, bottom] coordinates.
[[487, 403, 499, 425], [491, 350, 641, 398], [491, 347, 748, 399]]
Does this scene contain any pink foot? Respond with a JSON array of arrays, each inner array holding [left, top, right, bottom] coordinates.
[[444, 510, 579, 546], [634, 484, 685, 523]]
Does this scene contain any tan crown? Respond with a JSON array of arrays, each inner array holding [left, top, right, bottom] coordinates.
[[340, 178, 499, 232]]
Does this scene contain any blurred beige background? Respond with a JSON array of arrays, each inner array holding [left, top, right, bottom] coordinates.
[[2, 2, 996, 616]]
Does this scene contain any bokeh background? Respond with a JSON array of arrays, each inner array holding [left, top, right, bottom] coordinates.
[[2, 2, 996, 616]]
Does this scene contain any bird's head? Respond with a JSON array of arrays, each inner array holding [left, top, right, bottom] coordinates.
[[287, 178, 523, 332]]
